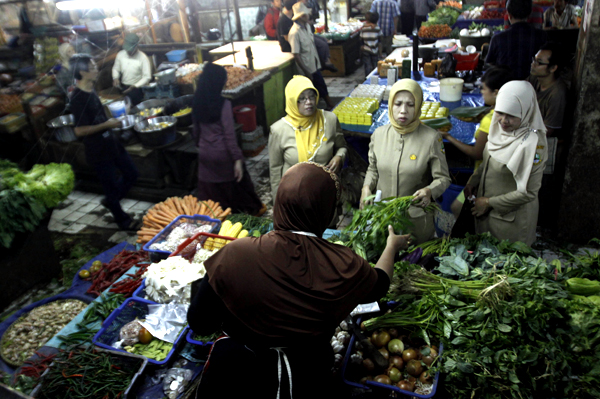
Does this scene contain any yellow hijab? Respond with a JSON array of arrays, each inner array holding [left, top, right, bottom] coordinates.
[[388, 79, 423, 134], [284, 75, 325, 162]]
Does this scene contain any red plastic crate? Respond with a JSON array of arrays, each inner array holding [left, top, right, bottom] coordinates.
[[169, 232, 237, 262], [453, 53, 480, 71]]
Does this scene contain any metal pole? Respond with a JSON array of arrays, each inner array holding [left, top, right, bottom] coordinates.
[[232, 0, 243, 41], [224, 0, 236, 63], [322, 0, 328, 32], [144, 0, 157, 43]]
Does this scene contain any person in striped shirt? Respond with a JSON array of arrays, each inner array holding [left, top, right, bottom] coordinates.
[[361, 12, 383, 76], [370, 0, 400, 55]]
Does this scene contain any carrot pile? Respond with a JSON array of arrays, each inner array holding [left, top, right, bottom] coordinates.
[[418, 24, 453, 38], [137, 195, 231, 244], [437, 1, 462, 9]]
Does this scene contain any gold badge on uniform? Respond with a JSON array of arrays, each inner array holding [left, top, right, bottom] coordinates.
[[536, 145, 544, 149], [533, 153, 541, 164], [323, 137, 327, 141], [438, 137, 443, 142], [410, 154, 417, 160]]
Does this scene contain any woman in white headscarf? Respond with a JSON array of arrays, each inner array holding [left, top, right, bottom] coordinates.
[[465, 81, 547, 245]]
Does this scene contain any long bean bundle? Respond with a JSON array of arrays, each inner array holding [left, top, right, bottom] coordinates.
[[345, 196, 439, 262]]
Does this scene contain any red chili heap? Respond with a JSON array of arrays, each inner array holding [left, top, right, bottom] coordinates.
[[86, 250, 148, 297]]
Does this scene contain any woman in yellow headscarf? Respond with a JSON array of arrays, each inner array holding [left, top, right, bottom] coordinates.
[[360, 79, 451, 244], [268, 75, 348, 200]]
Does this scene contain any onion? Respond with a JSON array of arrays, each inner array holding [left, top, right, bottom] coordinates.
[[373, 330, 391, 348], [387, 367, 402, 383], [378, 347, 390, 361], [362, 358, 375, 372]]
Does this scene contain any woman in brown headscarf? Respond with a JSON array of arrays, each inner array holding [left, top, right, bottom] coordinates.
[[187, 162, 410, 399]]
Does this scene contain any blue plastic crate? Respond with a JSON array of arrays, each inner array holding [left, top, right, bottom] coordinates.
[[341, 316, 443, 398], [143, 214, 221, 262], [132, 279, 152, 302], [185, 329, 215, 347], [166, 50, 187, 62], [92, 297, 188, 365]]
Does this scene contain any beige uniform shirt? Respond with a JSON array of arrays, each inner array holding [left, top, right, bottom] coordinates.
[[112, 50, 152, 88], [288, 21, 321, 76], [467, 133, 547, 245], [364, 123, 451, 243], [269, 111, 348, 199]]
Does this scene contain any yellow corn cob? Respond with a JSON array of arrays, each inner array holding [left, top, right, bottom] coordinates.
[[228, 223, 243, 238], [237, 229, 249, 238], [218, 220, 232, 235]]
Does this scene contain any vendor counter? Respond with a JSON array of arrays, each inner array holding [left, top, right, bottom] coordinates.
[[319, 31, 362, 78], [211, 41, 295, 130]]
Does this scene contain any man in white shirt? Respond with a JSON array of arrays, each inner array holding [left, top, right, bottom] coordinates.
[[112, 33, 152, 106], [288, 2, 334, 109]]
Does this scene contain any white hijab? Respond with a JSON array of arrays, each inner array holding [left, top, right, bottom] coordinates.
[[487, 81, 547, 193]]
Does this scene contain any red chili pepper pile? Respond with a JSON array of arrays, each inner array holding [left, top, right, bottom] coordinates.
[[17, 352, 56, 379], [86, 250, 148, 297], [109, 262, 151, 297]]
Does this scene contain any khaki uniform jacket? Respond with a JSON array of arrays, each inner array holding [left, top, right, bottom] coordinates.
[[269, 111, 348, 199], [364, 124, 451, 243], [467, 134, 547, 246]]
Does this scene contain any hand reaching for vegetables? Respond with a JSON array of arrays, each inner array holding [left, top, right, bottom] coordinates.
[[359, 186, 372, 210], [386, 225, 412, 251], [234, 159, 244, 183], [326, 155, 343, 174], [412, 188, 432, 208], [471, 197, 490, 217]]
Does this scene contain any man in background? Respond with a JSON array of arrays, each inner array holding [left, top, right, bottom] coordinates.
[[112, 33, 152, 106], [485, 0, 546, 80], [277, 0, 296, 52], [289, 2, 335, 109], [370, 0, 400, 56], [70, 54, 139, 231], [361, 12, 383, 76], [264, 0, 282, 40], [527, 41, 568, 137]]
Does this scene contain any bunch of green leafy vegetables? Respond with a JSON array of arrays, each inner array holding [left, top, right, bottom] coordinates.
[[3, 162, 75, 208], [226, 213, 272, 237], [367, 245, 600, 398], [344, 196, 439, 262], [407, 232, 533, 258], [0, 189, 46, 248], [424, 7, 461, 26]]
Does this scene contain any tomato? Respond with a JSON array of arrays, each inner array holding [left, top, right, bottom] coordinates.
[[78, 269, 91, 279], [138, 327, 153, 344]]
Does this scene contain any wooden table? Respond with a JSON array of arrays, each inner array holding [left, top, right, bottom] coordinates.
[[211, 41, 295, 130]]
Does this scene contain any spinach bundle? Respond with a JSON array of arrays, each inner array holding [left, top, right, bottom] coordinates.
[[344, 196, 439, 262]]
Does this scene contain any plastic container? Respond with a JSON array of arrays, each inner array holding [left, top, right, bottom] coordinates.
[[166, 50, 187, 62], [170, 231, 237, 261], [30, 347, 148, 399], [438, 184, 464, 213], [453, 53, 480, 71], [143, 215, 221, 262], [185, 329, 216, 359], [92, 297, 188, 365], [0, 113, 26, 134], [439, 78, 464, 102], [132, 279, 152, 302], [232, 104, 257, 132], [108, 100, 127, 118], [341, 327, 443, 397]]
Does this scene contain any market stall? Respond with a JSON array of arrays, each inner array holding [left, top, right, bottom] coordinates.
[[1, 186, 600, 398], [211, 40, 295, 130], [315, 20, 363, 78]]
